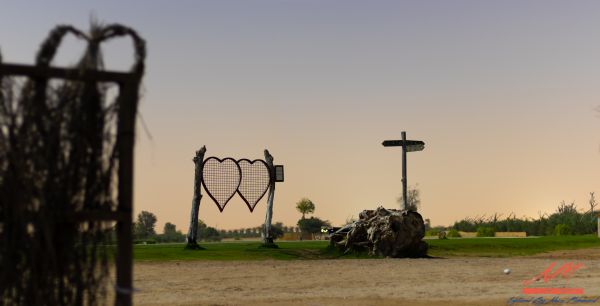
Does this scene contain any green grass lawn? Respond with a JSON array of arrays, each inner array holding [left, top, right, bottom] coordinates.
[[133, 235, 600, 262], [427, 235, 600, 257]]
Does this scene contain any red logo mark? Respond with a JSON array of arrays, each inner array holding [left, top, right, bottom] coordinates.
[[522, 262, 584, 295]]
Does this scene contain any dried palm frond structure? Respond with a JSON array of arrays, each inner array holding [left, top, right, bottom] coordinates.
[[0, 23, 145, 306]]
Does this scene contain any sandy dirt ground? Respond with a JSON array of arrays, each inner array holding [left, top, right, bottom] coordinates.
[[130, 248, 600, 306]]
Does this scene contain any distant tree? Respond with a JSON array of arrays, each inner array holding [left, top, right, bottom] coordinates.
[[195, 220, 221, 241], [588, 192, 597, 217], [196, 219, 207, 235], [296, 198, 315, 219], [163, 222, 176, 237], [158, 222, 185, 243], [298, 217, 330, 235], [557, 201, 578, 214], [134, 211, 157, 239], [397, 185, 420, 211], [163, 222, 177, 236], [265, 222, 285, 240], [200, 226, 221, 242]]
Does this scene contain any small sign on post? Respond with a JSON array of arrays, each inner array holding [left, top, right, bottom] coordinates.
[[382, 131, 425, 211], [382, 140, 425, 150], [274, 165, 284, 182]]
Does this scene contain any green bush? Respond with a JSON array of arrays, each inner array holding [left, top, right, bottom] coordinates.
[[554, 224, 572, 236], [298, 217, 331, 234], [476, 227, 495, 237], [199, 225, 222, 242], [425, 229, 440, 236], [452, 201, 598, 236], [447, 229, 461, 238]]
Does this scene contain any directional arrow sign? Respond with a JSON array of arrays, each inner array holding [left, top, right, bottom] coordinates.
[[382, 140, 425, 152], [406, 144, 425, 152]]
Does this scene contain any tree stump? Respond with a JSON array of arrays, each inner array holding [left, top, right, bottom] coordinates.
[[330, 206, 428, 258]]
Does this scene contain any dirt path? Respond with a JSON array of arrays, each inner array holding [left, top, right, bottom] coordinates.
[[131, 248, 600, 306]]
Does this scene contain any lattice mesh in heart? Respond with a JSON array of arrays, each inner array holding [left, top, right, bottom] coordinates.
[[237, 159, 271, 212], [202, 157, 241, 212]]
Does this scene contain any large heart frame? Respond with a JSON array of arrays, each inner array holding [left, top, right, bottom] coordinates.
[[201, 157, 273, 212], [201, 157, 242, 212], [237, 159, 272, 212]]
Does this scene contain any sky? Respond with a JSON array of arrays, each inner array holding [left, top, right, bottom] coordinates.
[[2, 1, 600, 232]]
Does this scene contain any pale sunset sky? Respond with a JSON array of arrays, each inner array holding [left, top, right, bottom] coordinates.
[[2, 1, 600, 232]]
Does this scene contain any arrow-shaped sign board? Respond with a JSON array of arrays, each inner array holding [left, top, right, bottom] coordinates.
[[382, 140, 425, 152], [406, 144, 425, 152]]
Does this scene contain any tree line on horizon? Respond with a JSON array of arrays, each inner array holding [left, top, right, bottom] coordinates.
[[440, 193, 599, 236], [131, 197, 331, 243], [134, 190, 598, 242]]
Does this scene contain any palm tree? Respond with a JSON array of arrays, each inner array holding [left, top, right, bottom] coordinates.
[[296, 198, 315, 219]]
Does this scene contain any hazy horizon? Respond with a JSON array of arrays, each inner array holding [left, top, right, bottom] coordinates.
[[2, 1, 600, 233]]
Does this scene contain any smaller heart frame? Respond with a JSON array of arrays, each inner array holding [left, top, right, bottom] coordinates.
[[236, 159, 272, 212]]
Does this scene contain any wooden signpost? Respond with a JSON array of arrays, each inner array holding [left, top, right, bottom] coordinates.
[[382, 131, 425, 210]]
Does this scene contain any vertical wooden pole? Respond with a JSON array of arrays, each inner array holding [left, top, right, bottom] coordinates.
[[115, 78, 140, 306], [401, 131, 408, 211], [263, 150, 276, 246], [186, 146, 206, 249]]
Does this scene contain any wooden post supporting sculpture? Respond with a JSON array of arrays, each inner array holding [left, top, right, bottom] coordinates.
[[262, 149, 276, 246], [186, 146, 206, 249]]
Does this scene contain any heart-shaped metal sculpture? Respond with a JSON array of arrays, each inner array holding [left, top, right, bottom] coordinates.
[[237, 159, 272, 212], [202, 157, 241, 212]]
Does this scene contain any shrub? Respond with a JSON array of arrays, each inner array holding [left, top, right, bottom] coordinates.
[[298, 217, 331, 234], [425, 229, 440, 236], [267, 222, 285, 240], [199, 226, 221, 242], [554, 224, 572, 236], [476, 227, 495, 237], [447, 229, 461, 238]]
